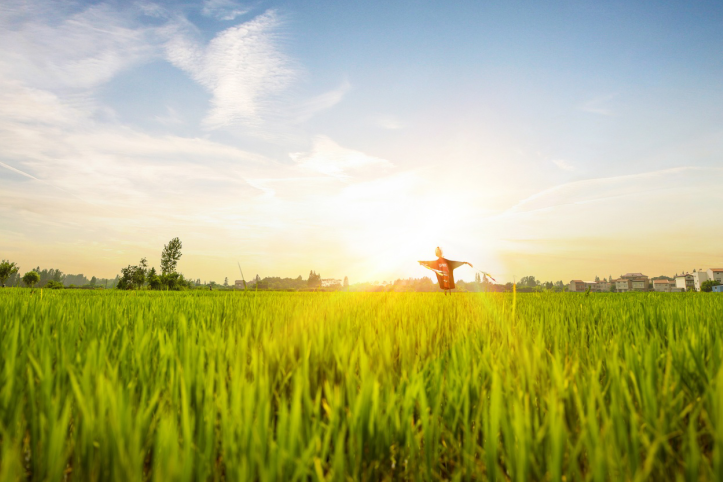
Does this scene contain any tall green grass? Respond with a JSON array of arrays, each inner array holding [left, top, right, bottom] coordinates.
[[1, 289, 722, 481]]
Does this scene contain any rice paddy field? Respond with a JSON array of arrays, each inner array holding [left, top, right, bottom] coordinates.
[[1, 290, 723, 481]]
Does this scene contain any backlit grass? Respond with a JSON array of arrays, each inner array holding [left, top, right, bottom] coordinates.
[[1, 290, 722, 481]]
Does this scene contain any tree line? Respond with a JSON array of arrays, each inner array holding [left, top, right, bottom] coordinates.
[[0, 260, 117, 289]]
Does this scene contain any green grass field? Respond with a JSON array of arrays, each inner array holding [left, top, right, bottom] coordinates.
[[1, 290, 723, 481]]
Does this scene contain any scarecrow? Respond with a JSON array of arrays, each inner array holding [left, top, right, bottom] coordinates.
[[418, 247, 495, 294]]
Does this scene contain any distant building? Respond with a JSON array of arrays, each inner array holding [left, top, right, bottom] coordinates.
[[321, 279, 342, 288], [569, 280, 585, 292], [707, 269, 723, 285], [615, 278, 632, 292], [631, 278, 648, 292], [675, 273, 694, 291], [712, 284, 723, 293], [595, 280, 611, 292], [234, 280, 245, 289], [613, 273, 649, 292], [580, 280, 611, 292], [652, 279, 674, 292], [692, 271, 709, 291]]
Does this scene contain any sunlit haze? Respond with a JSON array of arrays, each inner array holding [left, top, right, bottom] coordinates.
[[2, 0, 723, 284]]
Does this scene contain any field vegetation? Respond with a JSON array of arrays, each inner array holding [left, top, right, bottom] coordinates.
[[1, 290, 722, 480]]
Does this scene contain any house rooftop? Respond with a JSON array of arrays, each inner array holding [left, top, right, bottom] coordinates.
[[710, 268, 723, 272]]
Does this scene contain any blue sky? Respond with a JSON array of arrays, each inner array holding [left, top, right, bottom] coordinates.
[[1, 0, 722, 283]]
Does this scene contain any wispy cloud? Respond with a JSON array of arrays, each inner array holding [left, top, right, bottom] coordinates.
[[579, 93, 617, 116], [295, 80, 351, 122], [375, 115, 404, 130], [154, 106, 185, 126], [202, 0, 251, 21], [163, 9, 296, 129], [244, 176, 333, 198], [552, 159, 574, 171], [290, 136, 393, 180], [0, 2, 158, 91]]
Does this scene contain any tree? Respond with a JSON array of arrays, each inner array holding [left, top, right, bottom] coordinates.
[[307, 270, 321, 288], [117, 258, 148, 290], [147, 267, 161, 290], [519, 276, 537, 288], [701, 280, 721, 292], [161, 237, 183, 275], [23, 271, 40, 288], [46, 280, 64, 289], [135, 258, 148, 288], [595, 275, 600, 282], [0, 260, 19, 287], [161, 272, 189, 291], [224, 277, 229, 287], [343, 276, 349, 288], [90, 276, 97, 287]]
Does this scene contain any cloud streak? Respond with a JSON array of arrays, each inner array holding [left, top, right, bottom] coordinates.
[[201, 0, 250, 21], [294, 80, 351, 122], [578, 93, 617, 116], [552, 159, 574, 171], [501, 166, 721, 217], [376, 116, 404, 130]]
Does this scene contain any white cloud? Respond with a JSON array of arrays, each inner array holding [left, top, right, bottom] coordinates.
[[552, 159, 574, 171], [202, 0, 250, 21], [290, 136, 393, 179], [163, 10, 296, 129], [0, 79, 271, 209]]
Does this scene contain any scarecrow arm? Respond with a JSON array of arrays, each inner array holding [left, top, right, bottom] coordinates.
[[418, 261, 443, 275], [447, 260, 472, 270]]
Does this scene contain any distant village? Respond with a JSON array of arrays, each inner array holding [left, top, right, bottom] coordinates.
[[3, 260, 722, 293], [569, 269, 723, 293]]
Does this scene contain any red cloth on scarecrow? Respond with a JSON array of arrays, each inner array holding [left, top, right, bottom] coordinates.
[[418, 258, 467, 290]]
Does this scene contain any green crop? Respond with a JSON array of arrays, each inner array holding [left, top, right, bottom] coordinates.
[[1, 290, 722, 481]]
